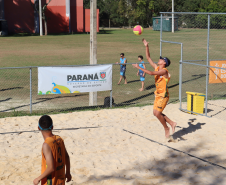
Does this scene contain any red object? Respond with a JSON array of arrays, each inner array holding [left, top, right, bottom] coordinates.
[[4, 0, 35, 33], [85, 9, 99, 32], [46, 0, 68, 33], [75, 0, 84, 32], [4, 0, 99, 34]]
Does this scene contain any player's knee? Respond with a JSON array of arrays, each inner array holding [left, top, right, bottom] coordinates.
[[154, 111, 161, 118]]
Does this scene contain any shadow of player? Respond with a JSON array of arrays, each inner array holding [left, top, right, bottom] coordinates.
[[173, 119, 206, 141]]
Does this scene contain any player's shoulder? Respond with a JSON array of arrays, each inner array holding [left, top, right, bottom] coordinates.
[[55, 135, 64, 142], [154, 66, 159, 71], [42, 142, 51, 151], [163, 68, 169, 72]]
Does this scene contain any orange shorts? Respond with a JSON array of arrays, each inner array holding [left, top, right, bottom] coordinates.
[[153, 96, 169, 112]]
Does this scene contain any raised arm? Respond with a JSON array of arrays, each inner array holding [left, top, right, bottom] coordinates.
[[142, 39, 158, 69]]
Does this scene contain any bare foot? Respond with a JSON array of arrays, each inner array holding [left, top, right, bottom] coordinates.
[[164, 127, 170, 138], [124, 82, 127, 84], [170, 122, 177, 134], [139, 88, 144, 91], [166, 135, 174, 142], [142, 38, 149, 47]]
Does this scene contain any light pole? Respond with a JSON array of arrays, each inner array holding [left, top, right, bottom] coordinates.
[[172, 0, 174, 33], [66, 0, 71, 33], [89, 0, 97, 106], [39, 0, 43, 36]]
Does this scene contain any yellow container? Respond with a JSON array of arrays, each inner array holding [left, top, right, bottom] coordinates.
[[186, 92, 205, 114]]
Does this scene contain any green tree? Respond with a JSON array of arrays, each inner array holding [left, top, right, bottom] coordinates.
[[118, 0, 128, 26]]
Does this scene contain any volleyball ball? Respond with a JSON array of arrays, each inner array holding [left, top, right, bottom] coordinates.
[[133, 25, 143, 35]]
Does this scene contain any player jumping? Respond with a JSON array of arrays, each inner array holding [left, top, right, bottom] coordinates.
[[132, 39, 177, 139]]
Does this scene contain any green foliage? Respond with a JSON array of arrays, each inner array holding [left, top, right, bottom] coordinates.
[[85, 0, 226, 28]]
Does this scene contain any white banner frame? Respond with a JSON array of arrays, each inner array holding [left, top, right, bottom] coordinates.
[[38, 65, 112, 95]]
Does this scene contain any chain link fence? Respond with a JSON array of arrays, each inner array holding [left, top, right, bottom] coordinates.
[[160, 12, 226, 119], [1, 63, 179, 117]]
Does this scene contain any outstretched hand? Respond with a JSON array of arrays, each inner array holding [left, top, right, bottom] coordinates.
[[142, 38, 149, 47], [132, 63, 139, 68]]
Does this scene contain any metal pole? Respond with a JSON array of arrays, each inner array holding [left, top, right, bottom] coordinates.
[[110, 90, 112, 108], [89, 0, 97, 106], [160, 14, 163, 56], [172, 0, 174, 33], [30, 68, 32, 114], [34, 0, 40, 34], [39, 0, 43, 36], [205, 14, 210, 116], [66, 0, 71, 33], [179, 43, 183, 109]]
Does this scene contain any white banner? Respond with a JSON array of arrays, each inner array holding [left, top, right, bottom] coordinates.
[[38, 65, 112, 95]]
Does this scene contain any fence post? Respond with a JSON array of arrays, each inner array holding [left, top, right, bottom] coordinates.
[[179, 43, 183, 109], [172, 0, 174, 33], [205, 14, 210, 116], [30, 68, 32, 114], [110, 90, 112, 108]]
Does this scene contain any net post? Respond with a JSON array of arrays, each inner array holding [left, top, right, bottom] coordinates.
[[205, 14, 210, 116], [160, 14, 163, 56], [179, 43, 183, 109]]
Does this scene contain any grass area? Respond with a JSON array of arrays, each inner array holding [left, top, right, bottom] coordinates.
[[1, 28, 226, 67], [0, 28, 225, 116]]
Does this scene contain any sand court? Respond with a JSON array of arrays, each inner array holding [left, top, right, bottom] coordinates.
[[0, 103, 226, 185]]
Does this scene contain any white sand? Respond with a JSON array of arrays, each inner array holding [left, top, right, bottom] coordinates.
[[0, 103, 226, 185]]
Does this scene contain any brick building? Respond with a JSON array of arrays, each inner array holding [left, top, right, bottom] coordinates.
[[0, 0, 99, 35]]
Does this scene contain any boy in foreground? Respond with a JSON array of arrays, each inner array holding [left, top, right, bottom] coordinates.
[[132, 39, 177, 139], [33, 115, 72, 185]]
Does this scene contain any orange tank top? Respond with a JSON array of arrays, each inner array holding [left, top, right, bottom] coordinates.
[[154, 67, 171, 97], [41, 135, 66, 185]]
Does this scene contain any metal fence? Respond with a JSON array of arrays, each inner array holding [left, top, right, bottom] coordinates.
[[1, 12, 225, 119], [160, 12, 226, 119], [1, 63, 179, 116]]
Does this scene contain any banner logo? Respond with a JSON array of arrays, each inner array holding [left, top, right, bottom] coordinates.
[[100, 72, 106, 79]]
